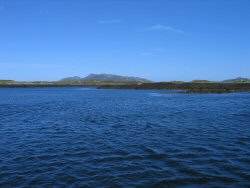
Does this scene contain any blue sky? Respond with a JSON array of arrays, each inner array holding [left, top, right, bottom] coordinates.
[[0, 0, 249, 81]]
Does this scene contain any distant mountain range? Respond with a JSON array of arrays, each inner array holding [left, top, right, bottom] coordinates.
[[1, 76, 249, 84], [59, 73, 151, 83], [223, 77, 250, 83]]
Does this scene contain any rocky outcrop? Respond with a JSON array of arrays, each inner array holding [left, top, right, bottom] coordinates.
[[98, 82, 250, 94]]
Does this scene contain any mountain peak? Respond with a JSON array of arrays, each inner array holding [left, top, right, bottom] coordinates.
[[59, 73, 151, 83], [83, 73, 151, 82]]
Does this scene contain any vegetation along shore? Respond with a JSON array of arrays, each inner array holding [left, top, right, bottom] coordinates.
[[1, 75, 250, 94]]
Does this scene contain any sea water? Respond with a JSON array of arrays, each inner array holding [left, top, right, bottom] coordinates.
[[0, 87, 250, 187]]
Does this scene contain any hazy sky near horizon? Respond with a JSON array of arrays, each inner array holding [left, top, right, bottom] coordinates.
[[0, 0, 249, 81]]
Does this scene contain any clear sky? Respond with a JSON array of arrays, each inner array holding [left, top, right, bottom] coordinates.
[[0, 0, 249, 81]]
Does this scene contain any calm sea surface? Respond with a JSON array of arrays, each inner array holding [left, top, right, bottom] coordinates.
[[0, 87, 250, 187]]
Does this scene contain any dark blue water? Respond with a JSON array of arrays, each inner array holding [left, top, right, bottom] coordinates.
[[0, 87, 250, 187]]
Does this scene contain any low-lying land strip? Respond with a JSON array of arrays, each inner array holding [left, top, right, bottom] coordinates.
[[0, 80, 140, 88], [98, 82, 250, 93], [1, 78, 250, 93]]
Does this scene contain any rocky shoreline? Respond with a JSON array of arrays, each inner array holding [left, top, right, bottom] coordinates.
[[98, 82, 250, 94], [1, 82, 250, 94]]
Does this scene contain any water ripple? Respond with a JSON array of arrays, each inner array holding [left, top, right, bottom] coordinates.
[[0, 88, 250, 187]]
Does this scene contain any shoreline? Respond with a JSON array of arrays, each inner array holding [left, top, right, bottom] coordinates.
[[1, 82, 250, 94], [98, 82, 250, 94]]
